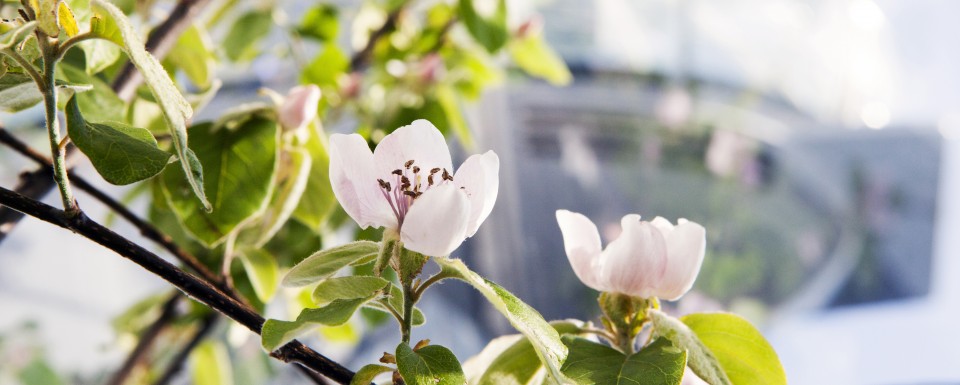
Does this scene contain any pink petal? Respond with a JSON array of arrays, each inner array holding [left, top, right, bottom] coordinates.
[[400, 183, 470, 257], [373, 120, 454, 180], [329, 133, 397, 229], [279, 85, 321, 131], [600, 215, 667, 298], [649, 216, 675, 236], [656, 219, 706, 301], [556, 210, 604, 291], [455, 151, 500, 237]]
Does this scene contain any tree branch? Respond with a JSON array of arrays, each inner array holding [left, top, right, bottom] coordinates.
[[107, 293, 181, 385], [152, 311, 218, 385], [0, 186, 357, 383], [349, 6, 403, 71]]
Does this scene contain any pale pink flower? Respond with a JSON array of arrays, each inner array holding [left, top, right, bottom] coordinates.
[[278, 85, 321, 131], [330, 120, 499, 257], [555, 210, 706, 301]]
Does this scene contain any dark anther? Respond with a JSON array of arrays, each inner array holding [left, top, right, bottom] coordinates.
[[392, 169, 403, 175], [427, 175, 435, 186], [401, 176, 410, 185], [405, 160, 415, 169], [378, 179, 389, 189], [403, 191, 418, 197], [430, 168, 440, 174], [442, 169, 453, 181], [412, 166, 420, 174]]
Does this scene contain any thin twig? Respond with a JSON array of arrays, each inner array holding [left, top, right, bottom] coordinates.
[[152, 311, 218, 385], [0, 186, 358, 383], [107, 293, 181, 385], [349, 6, 404, 71]]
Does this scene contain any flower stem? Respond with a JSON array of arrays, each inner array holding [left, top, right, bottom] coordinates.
[[400, 279, 415, 345], [39, 38, 78, 215]]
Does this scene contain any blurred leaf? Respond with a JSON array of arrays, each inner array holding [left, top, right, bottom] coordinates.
[[263, 218, 322, 268], [261, 297, 371, 351], [509, 34, 571, 86], [560, 337, 686, 385], [681, 312, 787, 385], [312, 276, 389, 304], [436, 84, 472, 148], [161, 118, 279, 246], [434, 257, 567, 383], [190, 340, 234, 385], [0, 74, 90, 112], [239, 248, 280, 302], [111, 293, 167, 334], [475, 321, 583, 385], [458, 0, 508, 53], [302, 44, 348, 87], [223, 10, 272, 62], [650, 310, 732, 385], [167, 25, 215, 89], [18, 357, 64, 385], [282, 241, 380, 287], [58, 2, 79, 37], [291, 125, 338, 231], [91, 0, 207, 209], [298, 5, 339, 42], [351, 364, 394, 385], [65, 96, 170, 185], [0, 21, 37, 49], [57, 63, 125, 122], [396, 343, 465, 385], [256, 147, 311, 246]]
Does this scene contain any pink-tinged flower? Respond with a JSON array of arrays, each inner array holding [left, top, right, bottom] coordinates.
[[555, 210, 706, 301], [330, 120, 499, 256], [279, 85, 321, 131]]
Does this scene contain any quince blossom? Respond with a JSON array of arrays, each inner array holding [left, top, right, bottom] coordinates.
[[330, 120, 499, 257], [556, 210, 706, 301], [278, 85, 321, 132]]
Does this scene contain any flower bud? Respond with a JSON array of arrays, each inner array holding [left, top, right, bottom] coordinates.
[[278, 85, 321, 132]]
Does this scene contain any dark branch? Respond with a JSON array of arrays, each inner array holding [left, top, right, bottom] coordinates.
[[0, 186, 357, 384], [107, 294, 181, 385], [153, 312, 218, 385], [349, 7, 403, 71]]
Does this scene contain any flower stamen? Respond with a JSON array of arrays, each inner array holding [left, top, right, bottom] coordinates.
[[377, 159, 454, 229]]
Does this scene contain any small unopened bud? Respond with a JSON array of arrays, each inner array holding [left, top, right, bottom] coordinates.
[[413, 339, 431, 351], [279, 85, 321, 132]]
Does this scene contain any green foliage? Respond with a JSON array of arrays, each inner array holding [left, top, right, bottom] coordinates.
[[190, 340, 234, 385], [281, 241, 380, 287], [434, 257, 567, 384], [18, 357, 64, 385], [256, 147, 311, 246], [0, 74, 45, 112], [261, 297, 373, 351], [57, 63, 125, 122], [290, 122, 338, 231], [238, 248, 280, 302], [161, 119, 279, 246], [474, 321, 584, 385], [458, 0, 508, 53], [560, 337, 686, 385], [364, 283, 426, 326], [681, 313, 787, 385], [34, 0, 61, 37], [302, 44, 348, 88], [223, 10, 273, 62], [396, 343, 465, 385], [91, 0, 208, 209], [649, 310, 732, 385], [312, 276, 390, 304], [350, 364, 394, 385], [166, 25, 215, 89], [66, 96, 171, 185], [0, 21, 37, 49], [298, 5, 339, 42], [509, 33, 572, 86]]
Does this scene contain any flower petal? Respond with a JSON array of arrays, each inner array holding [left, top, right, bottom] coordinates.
[[279, 85, 320, 131], [649, 216, 675, 236], [400, 183, 470, 256], [373, 120, 453, 179], [556, 210, 604, 291], [656, 219, 706, 301], [599, 215, 667, 298], [329, 133, 397, 229], [455, 151, 500, 237]]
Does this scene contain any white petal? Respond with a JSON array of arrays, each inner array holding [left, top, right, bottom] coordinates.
[[373, 120, 453, 178], [279, 85, 320, 131], [649, 216, 675, 236], [329, 134, 397, 229], [400, 183, 470, 256], [656, 219, 706, 301], [556, 210, 604, 291], [455, 151, 500, 237], [599, 215, 667, 298]]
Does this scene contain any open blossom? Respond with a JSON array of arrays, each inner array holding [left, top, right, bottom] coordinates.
[[278, 85, 321, 131], [329, 120, 499, 257], [555, 210, 706, 301]]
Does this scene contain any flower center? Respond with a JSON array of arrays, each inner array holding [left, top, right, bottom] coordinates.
[[377, 159, 453, 228]]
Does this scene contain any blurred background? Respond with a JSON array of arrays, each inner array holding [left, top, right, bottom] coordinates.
[[1, 0, 959, 384]]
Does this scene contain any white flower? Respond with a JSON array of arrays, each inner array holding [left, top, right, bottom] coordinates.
[[278, 85, 321, 131], [555, 210, 706, 301], [329, 120, 499, 256]]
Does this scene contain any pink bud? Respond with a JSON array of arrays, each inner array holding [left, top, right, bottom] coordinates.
[[279, 85, 321, 131]]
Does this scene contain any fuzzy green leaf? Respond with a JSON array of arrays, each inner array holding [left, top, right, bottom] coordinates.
[[0, 21, 37, 49], [397, 343, 465, 385], [474, 321, 583, 385], [223, 10, 273, 62], [239, 248, 280, 302], [282, 241, 380, 287], [312, 276, 390, 304], [189, 340, 234, 385], [458, 0, 508, 53], [65, 96, 170, 185], [261, 297, 371, 351], [681, 312, 787, 385], [350, 364, 394, 385], [560, 337, 686, 385]]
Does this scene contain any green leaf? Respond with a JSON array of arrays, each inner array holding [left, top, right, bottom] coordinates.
[[298, 4, 339, 42], [223, 10, 273, 62], [560, 337, 686, 385], [351, 364, 394, 385], [474, 321, 583, 385], [396, 343, 465, 385], [364, 283, 426, 326], [436, 84, 473, 148], [509, 34, 572, 86], [18, 357, 64, 385], [434, 257, 567, 384], [80, 38, 122, 75], [255, 147, 311, 246], [681, 312, 786, 385], [650, 310, 732, 385], [57, 62, 125, 122], [66, 96, 170, 185], [458, 0, 508, 53], [239, 248, 280, 302], [35, 0, 61, 37], [282, 241, 380, 287], [58, 2, 79, 37], [261, 297, 371, 351], [291, 125, 337, 231], [301, 44, 348, 87], [91, 0, 206, 209], [190, 340, 234, 385], [166, 25, 215, 89], [0, 21, 37, 49], [161, 118, 279, 246], [0, 74, 91, 112], [313, 276, 389, 304]]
